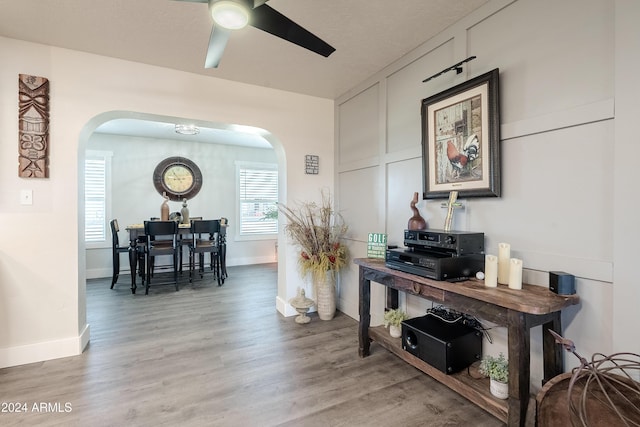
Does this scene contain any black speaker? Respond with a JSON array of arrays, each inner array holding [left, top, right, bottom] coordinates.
[[549, 271, 576, 295], [401, 315, 482, 374]]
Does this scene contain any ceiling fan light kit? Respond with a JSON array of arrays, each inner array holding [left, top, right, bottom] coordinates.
[[175, 124, 200, 135], [210, 0, 249, 30], [174, 0, 335, 68]]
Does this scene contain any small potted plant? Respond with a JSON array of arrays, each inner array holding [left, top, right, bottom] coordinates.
[[479, 353, 509, 399], [383, 309, 408, 338]]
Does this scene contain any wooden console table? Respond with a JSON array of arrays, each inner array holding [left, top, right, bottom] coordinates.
[[355, 258, 579, 427]]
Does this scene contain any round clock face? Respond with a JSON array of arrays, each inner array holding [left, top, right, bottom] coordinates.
[[153, 157, 202, 201], [163, 164, 194, 193]]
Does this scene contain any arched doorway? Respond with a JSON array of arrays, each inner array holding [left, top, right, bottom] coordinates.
[[78, 111, 288, 338]]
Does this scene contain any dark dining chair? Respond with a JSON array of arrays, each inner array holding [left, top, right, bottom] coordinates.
[[178, 217, 202, 273], [110, 219, 130, 289], [188, 219, 222, 286], [143, 220, 179, 294]]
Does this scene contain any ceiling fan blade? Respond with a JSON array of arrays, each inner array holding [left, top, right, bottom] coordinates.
[[250, 4, 335, 58], [205, 25, 231, 68]]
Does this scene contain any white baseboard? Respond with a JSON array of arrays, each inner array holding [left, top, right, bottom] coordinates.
[[0, 324, 90, 369], [226, 255, 276, 266], [86, 257, 275, 280], [86, 268, 115, 280], [276, 296, 297, 317], [79, 323, 90, 352]]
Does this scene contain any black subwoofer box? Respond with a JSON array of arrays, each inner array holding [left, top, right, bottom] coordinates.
[[401, 315, 482, 374]]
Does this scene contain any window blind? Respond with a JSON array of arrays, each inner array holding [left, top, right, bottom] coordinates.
[[85, 158, 106, 242], [239, 167, 278, 235]]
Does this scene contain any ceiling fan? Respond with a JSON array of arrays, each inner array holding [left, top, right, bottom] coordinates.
[[174, 0, 336, 68]]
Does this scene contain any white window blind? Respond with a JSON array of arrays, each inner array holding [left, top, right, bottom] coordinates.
[[238, 165, 278, 235], [85, 157, 107, 242]]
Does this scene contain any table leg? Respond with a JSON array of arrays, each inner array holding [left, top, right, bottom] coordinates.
[[129, 238, 137, 294], [508, 310, 530, 427], [386, 287, 398, 310], [359, 267, 371, 357], [542, 313, 563, 383], [220, 241, 227, 278]]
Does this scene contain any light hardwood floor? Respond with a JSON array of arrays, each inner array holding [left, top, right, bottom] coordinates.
[[0, 264, 508, 426]]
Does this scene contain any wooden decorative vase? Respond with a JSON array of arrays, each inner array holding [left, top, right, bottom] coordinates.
[[407, 192, 427, 230], [161, 193, 170, 221]]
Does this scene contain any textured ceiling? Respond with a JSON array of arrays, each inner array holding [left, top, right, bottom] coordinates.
[[0, 0, 488, 100]]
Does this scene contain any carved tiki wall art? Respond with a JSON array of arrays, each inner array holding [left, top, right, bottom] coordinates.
[[18, 74, 50, 178]]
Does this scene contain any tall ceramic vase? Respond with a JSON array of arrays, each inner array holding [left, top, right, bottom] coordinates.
[[160, 193, 170, 221], [315, 270, 336, 320]]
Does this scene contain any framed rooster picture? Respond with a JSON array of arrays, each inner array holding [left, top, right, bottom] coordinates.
[[421, 68, 501, 199]]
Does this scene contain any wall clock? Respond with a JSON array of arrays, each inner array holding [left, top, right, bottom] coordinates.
[[153, 156, 203, 201]]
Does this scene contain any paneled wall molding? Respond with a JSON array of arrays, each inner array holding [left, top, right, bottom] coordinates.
[[339, 99, 615, 174], [336, 0, 618, 386], [514, 250, 613, 284], [337, 83, 379, 165], [337, 81, 381, 107], [337, 156, 380, 174], [377, 79, 388, 158], [501, 99, 614, 141], [383, 147, 422, 166]]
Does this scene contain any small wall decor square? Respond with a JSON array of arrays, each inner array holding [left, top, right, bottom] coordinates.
[[305, 155, 319, 174]]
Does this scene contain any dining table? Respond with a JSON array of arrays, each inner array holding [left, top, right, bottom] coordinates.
[[124, 221, 227, 294]]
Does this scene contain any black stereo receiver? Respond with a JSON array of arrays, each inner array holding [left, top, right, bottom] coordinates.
[[404, 229, 484, 256], [385, 248, 484, 281]]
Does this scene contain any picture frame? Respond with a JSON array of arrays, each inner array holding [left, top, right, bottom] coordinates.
[[421, 68, 500, 199]]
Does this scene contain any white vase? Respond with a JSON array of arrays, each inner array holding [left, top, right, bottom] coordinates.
[[315, 270, 336, 320], [490, 378, 508, 400], [389, 324, 402, 338]]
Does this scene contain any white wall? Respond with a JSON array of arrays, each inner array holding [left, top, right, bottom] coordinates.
[[335, 0, 639, 391], [0, 37, 333, 368], [613, 0, 640, 358], [85, 133, 279, 279]]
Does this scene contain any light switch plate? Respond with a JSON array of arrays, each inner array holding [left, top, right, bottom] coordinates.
[[20, 189, 33, 205]]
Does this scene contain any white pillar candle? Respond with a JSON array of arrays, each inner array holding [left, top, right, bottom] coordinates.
[[508, 258, 523, 290], [484, 255, 498, 288], [497, 243, 511, 284]]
